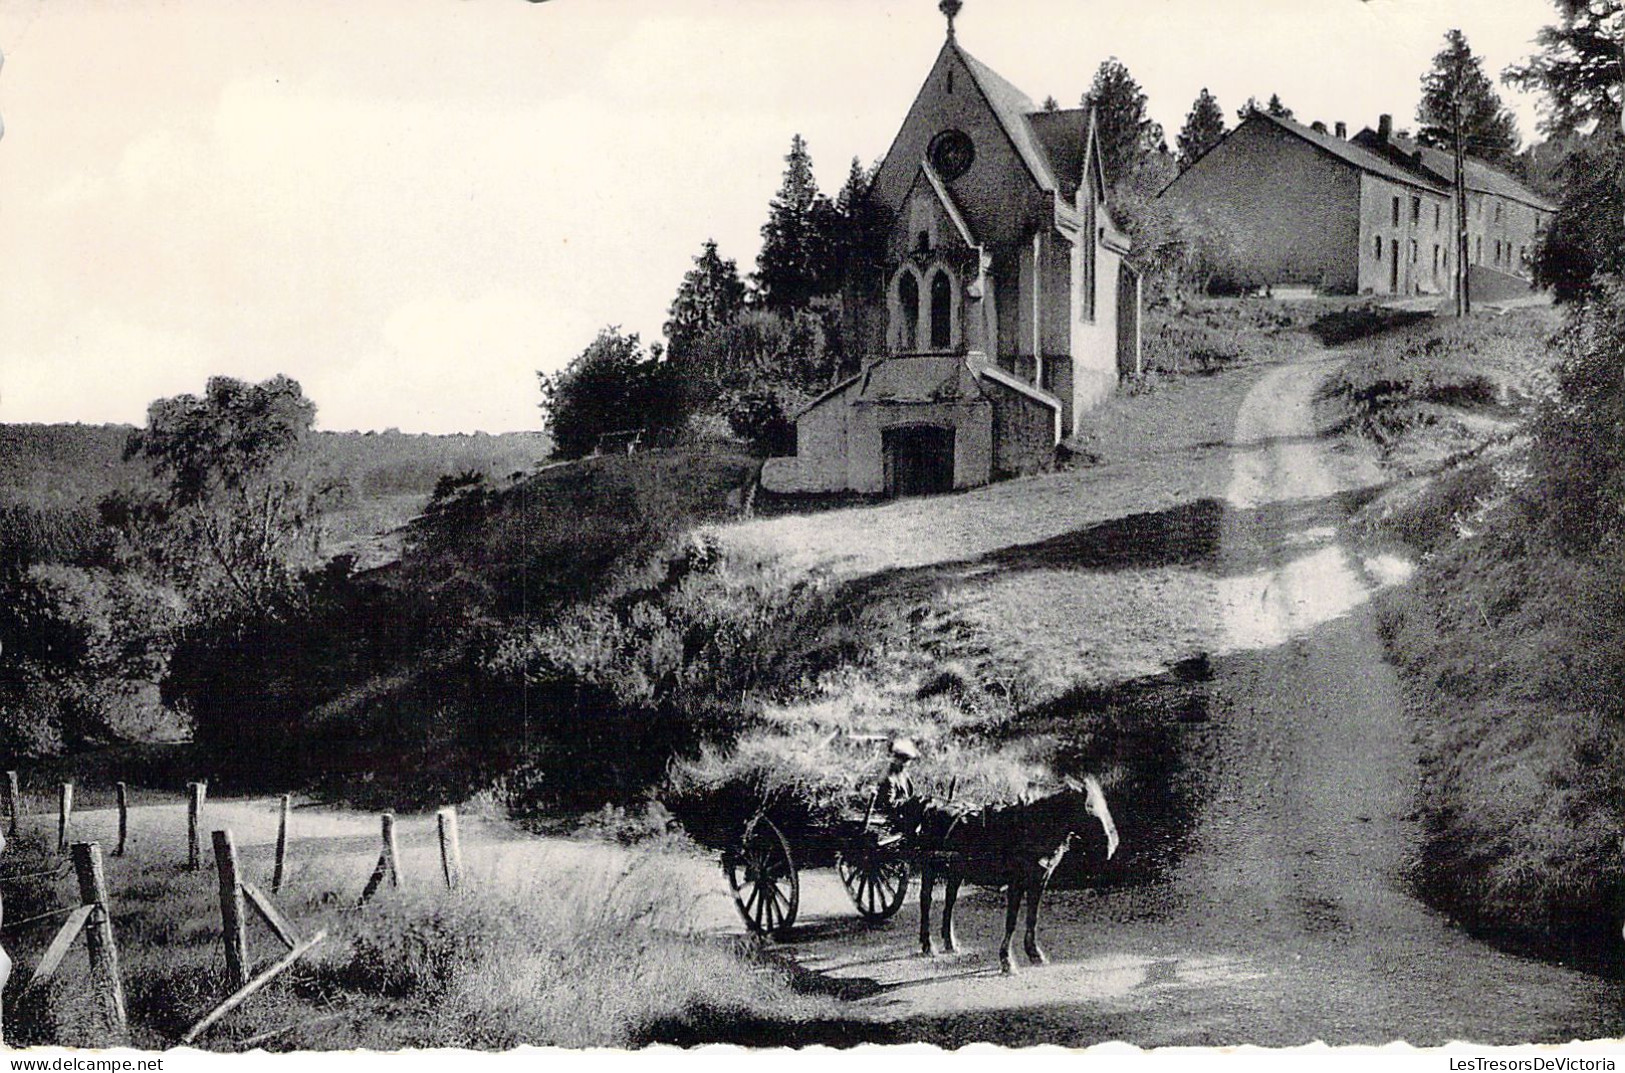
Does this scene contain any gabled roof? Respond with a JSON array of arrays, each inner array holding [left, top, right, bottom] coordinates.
[[1027, 108, 1090, 201], [1246, 110, 1449, 195], [952, 43, 1060, 195], [1354, 130, 1556, 212]]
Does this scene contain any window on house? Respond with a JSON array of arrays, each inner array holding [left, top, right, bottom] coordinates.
[[1495, 202, 1503, 223], [1476, 236, 1483, 263], [1433, 245, 1440, 274], [1411, 239, 1418, 263], [1374, 235, 1382, 260], [1411, 197, 1421, 225], [1435, 204, 1441, 229], [1392, 197, 1400, 227], [929, 270, 953, 350], [898, 272, 920, 350], [1475, 195, 1483, 217]]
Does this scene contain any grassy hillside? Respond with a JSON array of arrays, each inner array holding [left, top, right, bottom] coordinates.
[[1327, 304, 1624, 955]]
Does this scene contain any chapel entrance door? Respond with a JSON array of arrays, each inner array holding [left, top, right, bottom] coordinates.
[[882, 425, 955, 497]]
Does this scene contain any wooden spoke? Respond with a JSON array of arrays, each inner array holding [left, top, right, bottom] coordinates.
[[840, 849, 910, 922], [724, 816, 798, 936]]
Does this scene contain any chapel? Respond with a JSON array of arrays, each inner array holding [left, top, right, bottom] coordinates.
[[763, 1, 1142, 497]]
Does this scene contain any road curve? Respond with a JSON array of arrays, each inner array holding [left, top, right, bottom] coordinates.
[[762, 348, 1623, 1047]]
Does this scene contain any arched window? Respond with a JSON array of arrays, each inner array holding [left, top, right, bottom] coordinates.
[[929, 270, 953, 350], [898, 272, 920, 350]]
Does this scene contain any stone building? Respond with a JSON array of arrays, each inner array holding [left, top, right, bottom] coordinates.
[[761, 11, 1141, 498], [1159, 109, 1554, 299]]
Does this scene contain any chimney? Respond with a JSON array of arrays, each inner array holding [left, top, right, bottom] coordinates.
[[1378, 114, 1393, 142], [1311, 120, 1327, 133], [1334, 121, 1347, 139]]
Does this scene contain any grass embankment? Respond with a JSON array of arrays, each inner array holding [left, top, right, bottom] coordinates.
[[1324, 305, 1624, 958], [0, 823, 841, 1050], [1139, 296, 1427, 382]]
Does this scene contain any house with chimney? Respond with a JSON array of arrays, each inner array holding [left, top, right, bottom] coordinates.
[[1159, 110, 1555, 299], [761, 3, 1141, 497]]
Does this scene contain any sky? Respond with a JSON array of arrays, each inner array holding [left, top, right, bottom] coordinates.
[[0, 0, 1564, 434]]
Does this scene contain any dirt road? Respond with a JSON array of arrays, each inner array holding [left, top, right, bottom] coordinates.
[[753, 349, 1624, 1046]]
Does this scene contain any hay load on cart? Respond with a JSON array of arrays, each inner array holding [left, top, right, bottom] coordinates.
[[666, 727, 1040, 937]]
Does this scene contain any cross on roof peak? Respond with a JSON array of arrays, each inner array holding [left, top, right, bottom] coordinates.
[[939, 0, 963, 40]]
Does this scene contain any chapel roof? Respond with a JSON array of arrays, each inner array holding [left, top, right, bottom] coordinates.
[[951, 43, 1063, 194], [1026, 107, 1092, 201]]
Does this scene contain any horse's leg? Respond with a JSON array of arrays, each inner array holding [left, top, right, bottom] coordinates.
[[999, 881, 1023, 974], [940, 871, 961, 953], [918, 863, 936, 956], [1023, 868, 1051, 966]]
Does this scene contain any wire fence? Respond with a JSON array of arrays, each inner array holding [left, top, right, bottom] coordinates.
[[0, 769, 468, 1048]]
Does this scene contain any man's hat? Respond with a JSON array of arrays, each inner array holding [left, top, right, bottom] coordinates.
[[890, 738, 920, 760]]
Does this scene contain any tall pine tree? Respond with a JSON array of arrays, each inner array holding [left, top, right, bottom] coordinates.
[[1505, 0, 1625, 137], [1177, 88, 1226, 170], [664, 239, 745, 363], [1417, 29, 1520, 163], [1085, 58, 1166, 189], [754, 134, 840, 314]]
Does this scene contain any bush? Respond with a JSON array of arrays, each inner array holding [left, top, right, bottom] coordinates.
[[1522, 277, 1625, 552], [1531, 135, 1624, 303], [1368, 285, 1625, 952], [0, 564, 186, 752], [539, 328, 687, 460]]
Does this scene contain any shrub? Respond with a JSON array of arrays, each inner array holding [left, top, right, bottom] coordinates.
[[0, 564, 186, 752], [539, 328, 687, 460], [1367, 287, 1625, 951], [1522, 277, 1625, 552]]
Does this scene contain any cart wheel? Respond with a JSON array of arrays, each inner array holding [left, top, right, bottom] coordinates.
[[837, 846, 910, 921], [722, 816, 799, 937]]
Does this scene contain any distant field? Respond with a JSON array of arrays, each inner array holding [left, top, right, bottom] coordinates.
[[0, 423, 554, 566]]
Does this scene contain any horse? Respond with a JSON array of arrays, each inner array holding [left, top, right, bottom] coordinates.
[[911, 775, 1119, 974]]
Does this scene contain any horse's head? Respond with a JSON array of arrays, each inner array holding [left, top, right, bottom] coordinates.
[[1063, 775, 1119, 861]]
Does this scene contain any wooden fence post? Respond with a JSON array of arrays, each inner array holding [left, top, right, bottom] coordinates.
[[356, 811, 400, 907], [115, 782, 129, 857], [271, 794, 290, 894], [187, 781, 207, 871], [57, 782, 73, 855], [4, 770, 19, 838], [212, 830, 249, 992], [437, 807, 462, 891], [70, 842, 128, 1037]]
